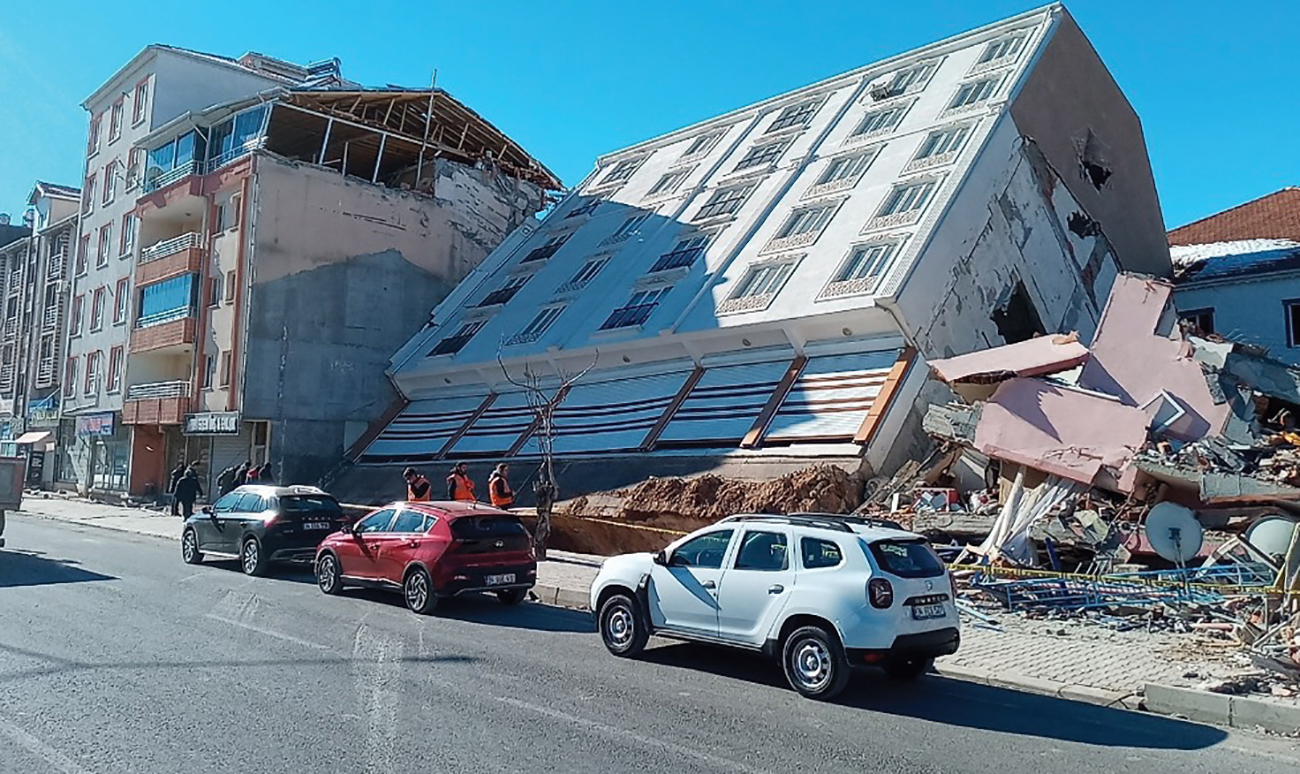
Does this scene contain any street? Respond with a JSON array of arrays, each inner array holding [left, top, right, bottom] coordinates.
[[1, 514, 1298, 774]]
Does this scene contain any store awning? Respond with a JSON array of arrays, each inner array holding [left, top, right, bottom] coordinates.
[[14, 431, 53, 448]]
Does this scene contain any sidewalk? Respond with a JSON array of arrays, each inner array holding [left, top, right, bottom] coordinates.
[[14, 495, 1300, 734]]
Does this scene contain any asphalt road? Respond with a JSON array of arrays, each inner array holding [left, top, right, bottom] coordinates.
[[2, 514, 1299, 774]]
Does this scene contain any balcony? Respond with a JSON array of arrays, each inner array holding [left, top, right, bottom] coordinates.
[[137, 233, 204, 284], [43, 307, 59, 330], [36, 357, 55, 387], [142, 160, 201, 194], [123, 380, 191, 425], [0, 363, 14, 394], [131, 313, 196, 354]]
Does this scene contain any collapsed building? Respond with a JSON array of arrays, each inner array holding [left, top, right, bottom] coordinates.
[[331, 3, 1170, 502]]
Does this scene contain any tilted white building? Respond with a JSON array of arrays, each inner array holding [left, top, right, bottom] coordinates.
[[341, 3, 1169, 498]]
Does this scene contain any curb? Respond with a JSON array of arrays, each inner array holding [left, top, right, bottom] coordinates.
[[19, 510, 180, 542], [1145, 683, 1300, 736], [933, 662, 1144, 712]]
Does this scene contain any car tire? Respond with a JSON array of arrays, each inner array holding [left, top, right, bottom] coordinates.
[[782, 625, 851, 701], [883, 656, 933, 681], [598, 593, 649, 658], [240, 536, 268, 577], [404, 567, 439, 615], [315, 552, 343, 595], [496, 588, 527, 606], [181, 528, 204, 565]]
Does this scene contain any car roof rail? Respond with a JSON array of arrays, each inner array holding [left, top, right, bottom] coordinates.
[[718, 513, 855, 533], [788, 512, 906, 531]]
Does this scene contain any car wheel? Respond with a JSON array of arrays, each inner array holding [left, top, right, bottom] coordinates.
[[496, 588, 528, 606], [315, 552, 343, 595], [181, 528, 204, 565], [782, 625, 850, 701], [404, 567, 439, 615], [240, 537, 268, 576], [883, 656, 933, 681], [598, 593, 648, 657]]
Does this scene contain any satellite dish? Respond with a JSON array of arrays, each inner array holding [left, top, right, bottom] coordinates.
[[1145, 502, 1204, 563], [1245, 515, 1300, 561]]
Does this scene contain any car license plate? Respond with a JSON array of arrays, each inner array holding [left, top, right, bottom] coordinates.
[[303, 522, 331, 531], [484, 573, 515, 586], [911, 603, 946, 620]]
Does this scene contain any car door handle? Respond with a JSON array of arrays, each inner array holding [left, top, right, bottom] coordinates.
[[702, 580, 716, 589], [404, 540, 419, 547], [768, 584, 784, 594]]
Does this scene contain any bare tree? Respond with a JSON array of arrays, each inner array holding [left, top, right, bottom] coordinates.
[[496, 350, 598, 560]]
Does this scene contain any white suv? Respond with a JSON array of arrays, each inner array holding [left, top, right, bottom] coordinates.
[[589, 513, 959, 700]]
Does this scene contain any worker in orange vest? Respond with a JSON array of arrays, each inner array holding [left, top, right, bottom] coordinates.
[[446, 462, 477, 502], [488, 463, 514, 509], [403, 467, 432, 502]]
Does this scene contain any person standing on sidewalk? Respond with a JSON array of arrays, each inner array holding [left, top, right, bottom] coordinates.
[[167, 462, 186, 516], [488, 464, 514, 509], [216, 465, 238, 498], [446, 463, 476, 502], [173, 467, 203, 520], [403, 468, 432, 502]]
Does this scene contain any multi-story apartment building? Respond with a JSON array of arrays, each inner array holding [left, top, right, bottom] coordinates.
[[0, 217, 34, 441], [340, 4, 1169, 501], [121, 86, 556, 497], [0, 183, 80, 485], [63, 46, 348, 495]]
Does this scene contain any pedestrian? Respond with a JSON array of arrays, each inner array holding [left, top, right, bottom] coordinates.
[[167, 462, 186, 516], [216, 465, 238, 498], [245, 464, 260, 485], [174, 466, 203, 520], [258, 463, 274, 484], [403, 467, 432, 502], [488, 463, 514, 509], [231, 461, 250, 491], [446, 462, 476, 502]]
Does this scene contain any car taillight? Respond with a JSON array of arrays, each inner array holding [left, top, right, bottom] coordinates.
[[262, 514, 279, 525], [868, 578, 894, 609]]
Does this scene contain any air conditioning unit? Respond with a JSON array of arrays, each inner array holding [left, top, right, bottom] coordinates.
[[868, 82, 894, 102]]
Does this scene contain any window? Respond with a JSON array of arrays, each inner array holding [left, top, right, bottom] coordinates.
[[734, 531, 789, 571], [213, 200, 227, 232], [83, 174, 96, 214], [515, 306, 565, 341], [356, 509, 396, 533], [607, 213, 650, 241], [853, 104, 908, 137], [776, 203, 837, 239], [120, 214, 136, 256], [138, 273, 197, 326], [64, 357, 77, 397], [767, 100, 819, 133], [879, 180, 936, 217], [90, 287, 106, 331], [478, 274, 530, 307], [668, 530, 734, 569], [429, 320, 484, 356], [1286, 301, 1300, 348], [107, 346, 123, 393], [109, 100, 124, 142], [229, 194, 242, 229], [731, 261, 795, 300], [834, 242, 898, 284], [103, 161, 118, 204], [132, 79, 149, 124], [565, 196, 602, 219], [70, 295, 84, 336], [735, 140, 787, 171], [697, 183, 755, 219], [114, 278, 129, 324], [818, 152, 875, 186], [650, 234, 709, 273], [225, 270, 237, 303], [220, 351, 233, 387], [1179, 308, 1215, 335], [202, 353, 216, 389], [391, 510, 427, 534], [600, 286, 670, 330], [978, 33, 1027, 65], [600, 158, 643, 185], [949, 76, 1001, 110], [212, 492, 241, 513], [97, 223, 113, 268], [566, 257, 609, 288], [76, 236, 89, 275], [888, 61, 937, 95], [521, 232, 570, 263], [87, 115, 102, 156], [681, 130, 724, 159], [84, 350, 101, 395], [801, 537, 844, 569], [126, 148, 143, 190], [647, 169, 690, 196], [869, 539, 945, 578], [915, 125, 971, 161]]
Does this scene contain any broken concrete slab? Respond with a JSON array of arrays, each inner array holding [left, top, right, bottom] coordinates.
[[929, 333, 1089, 401]]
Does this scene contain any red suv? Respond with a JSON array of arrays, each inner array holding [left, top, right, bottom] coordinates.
[[313, 501, 536, 614]]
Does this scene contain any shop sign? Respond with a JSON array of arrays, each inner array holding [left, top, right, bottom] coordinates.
[[184, 412, 240, 436], [75, 412, 116, 437]]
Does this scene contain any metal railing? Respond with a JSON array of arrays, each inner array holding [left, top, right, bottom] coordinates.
[[140, 232, 203, 264], [142, 160, 200, 194], [204, 145, 255, 174], [135, 306, 193, 329], [126, 380, 189, 401], [43, 307, 59, 329], [37, 358, 55, 384]]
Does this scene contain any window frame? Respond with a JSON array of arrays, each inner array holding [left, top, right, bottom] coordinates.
[[87, 115, 102, 157], [103, 160, 118, 205], [599, 157, 645, 186], [70, 295, 84, 337], [429, 320, 485, 356], [132, 78, 149, 125], [696, 182, 756, 220], [119, 214, 137, 257], [733, 529, 790, 571], [734, 139, 788, 172], [680, 130, 725, 160], [600, 286, 672, 331], [89, 287, 106, 332], [83, 174, 96, 214], [84, 350, 100, 395], [765, 99, 821, 134], [1285, 300, 1300, 348], [208, 274, 223, 308], [64, 357, 78, 398], [220, 351, 233, 387], [1178, 308, 1215, 336], [800, 537, 845, 570], [113, 278, 130, 325], [224, 270, 237, 303], [887, 60, 938, 95], [107, 346, 123, 393], [76, 236, 90, 275], [564, 256, 610, 289], [730, 260, 797, 302], [851, 103, 909, 139], [947, 75, 1003, 112], [520, 306, 564, 338], [877, 179, 937, 218], [109, 99, 125, 143], [356, 508, 398, 533], [97, 223, 114, 268], [649, 233, 710, 273], [667, 529, 735, 569], [647, 168, 691, 197], [833, 241, 899, 285]]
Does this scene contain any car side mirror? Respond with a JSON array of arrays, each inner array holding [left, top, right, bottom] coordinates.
[[653, 549, 669, 566]]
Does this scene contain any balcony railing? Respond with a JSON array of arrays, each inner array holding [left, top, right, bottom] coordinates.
[[47, 253, 65, 279], [142, 160, 201, 194], [0, 364, 14, 392], [2, 318, 16, 338], [136, 305, 194, 329], [126, 380, 188, 401], [43, 307, 59, 329], [37, 357, 55, 384], [140, 232, 203, 264], [205, 145, 255, 173]]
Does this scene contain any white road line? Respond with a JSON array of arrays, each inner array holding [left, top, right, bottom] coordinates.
[[352, 624, 402, 774], [204, 613, 329, 650], [0, 714, 97, 774], [493, 696, 773, 774]]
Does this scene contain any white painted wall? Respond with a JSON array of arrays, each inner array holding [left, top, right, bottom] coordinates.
[[1175, 274, 1300, 365]]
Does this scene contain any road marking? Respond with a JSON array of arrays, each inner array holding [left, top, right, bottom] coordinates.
[[204, 613, 329, 650], [352, 624, 402, 774], [493, 696, 773, 774], [0, 714, 97, 774]]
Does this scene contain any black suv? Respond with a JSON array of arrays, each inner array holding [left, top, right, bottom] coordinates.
[[181, 485, 348, 576]]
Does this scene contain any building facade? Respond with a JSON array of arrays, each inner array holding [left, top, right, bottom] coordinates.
[[337, 4, 1168, 502]]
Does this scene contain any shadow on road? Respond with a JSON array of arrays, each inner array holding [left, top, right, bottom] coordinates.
[[0, 549, 117, 589], [640, 642, 1229, 751], [340, 588, 594, 634]]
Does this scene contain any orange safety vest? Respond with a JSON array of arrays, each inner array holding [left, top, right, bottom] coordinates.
[[406, 475, 432, 502], [448, 472, 476, 502], [489, 474, 514, 508]]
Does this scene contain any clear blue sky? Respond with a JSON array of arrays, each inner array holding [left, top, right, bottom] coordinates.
[[0, 0, 1293, 231]]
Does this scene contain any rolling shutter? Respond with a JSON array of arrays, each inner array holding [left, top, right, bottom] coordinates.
[[362, 395, 485, 461], [448, 392, 536, 456], [764, 350, 899, 443], [658, 360, 791, 446], [519, 371, 693, 455]]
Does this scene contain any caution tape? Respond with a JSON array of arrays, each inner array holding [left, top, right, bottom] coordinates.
[[948, 562, 1283, 595]]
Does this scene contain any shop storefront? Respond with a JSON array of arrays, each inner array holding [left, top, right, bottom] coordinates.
[[179, 412, 267, 498], [74, 412, 129, 493]]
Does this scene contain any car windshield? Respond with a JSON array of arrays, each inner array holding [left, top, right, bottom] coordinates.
[[868, 539, 945, 578], [281, 495, 342, 515], [450, 515, 527, 539]]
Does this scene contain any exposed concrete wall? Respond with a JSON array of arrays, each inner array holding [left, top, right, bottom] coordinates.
[[243, 154, 544, 486], [1175, 275, 1300, 366], [1008, 8, 1170, 277]]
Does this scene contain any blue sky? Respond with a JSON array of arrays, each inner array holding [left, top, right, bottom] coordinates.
[[0, 1, 1294, 231]]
